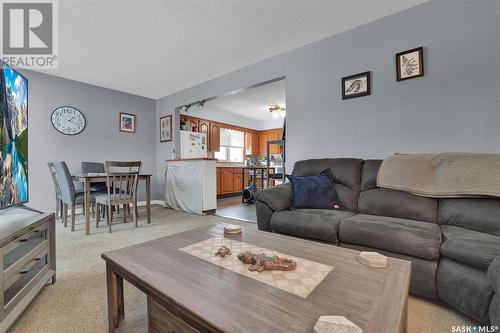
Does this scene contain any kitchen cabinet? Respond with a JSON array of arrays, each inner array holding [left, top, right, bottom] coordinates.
[[233, 169, 243, 193], [258, 131, 268, 155], [210, 123, 220, 152], [244, 131, 259, 156], [257, 128, 282, 156], [220, 168, 233, 194], [216, 168, 222, 195]]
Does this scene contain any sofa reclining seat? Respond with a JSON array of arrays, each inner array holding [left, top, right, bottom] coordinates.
[[255, 158, 500, 324]]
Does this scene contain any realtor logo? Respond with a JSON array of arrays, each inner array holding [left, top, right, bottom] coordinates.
[[1, 0, 58, 68]]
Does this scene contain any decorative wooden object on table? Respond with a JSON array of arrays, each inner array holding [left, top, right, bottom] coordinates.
[[72, 173, 152, 235], [237, 251, 297, 272], [101, 224, 410, 333], [95, 161, 142, 233], [313, 316, 363, 333], [358, 252, 388, 269], [0, 208, 56, 332], [214, 245, 231, 257]]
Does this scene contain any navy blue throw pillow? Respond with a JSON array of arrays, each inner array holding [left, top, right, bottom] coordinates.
[[286, 169, 341, 209]]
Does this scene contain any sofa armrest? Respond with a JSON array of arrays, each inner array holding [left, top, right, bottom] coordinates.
[[488, 257, 500, 294], [254, 183, 292, 232], [489, 257, 500, 326], [254, 183, 293, 212]]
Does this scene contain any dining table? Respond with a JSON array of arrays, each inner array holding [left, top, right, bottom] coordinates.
[[72, 173, 152, 235]]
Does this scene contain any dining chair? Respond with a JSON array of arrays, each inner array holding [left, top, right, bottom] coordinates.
[[82, 161, 123, 215], [47, 162, 63, 220], [95, 161, 142, 233], [53, 161, 98, 231]]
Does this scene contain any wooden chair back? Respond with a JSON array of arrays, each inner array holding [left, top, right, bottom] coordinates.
[[104, 161, 142, 201]]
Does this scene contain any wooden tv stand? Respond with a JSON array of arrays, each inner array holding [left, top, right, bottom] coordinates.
[[0, 206, 56, 331]]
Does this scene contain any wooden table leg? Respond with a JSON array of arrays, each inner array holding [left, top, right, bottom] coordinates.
[[84, 178, 91, 235], [106, 263, 124, 332], [146, 176, 151, 223]]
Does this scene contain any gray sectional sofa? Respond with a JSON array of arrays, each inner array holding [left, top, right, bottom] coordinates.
[[255, 158, 500, 324]]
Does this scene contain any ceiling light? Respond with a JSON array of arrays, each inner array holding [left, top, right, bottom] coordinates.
[[269, 104, 285, 119], [197, 100, 205, 109]]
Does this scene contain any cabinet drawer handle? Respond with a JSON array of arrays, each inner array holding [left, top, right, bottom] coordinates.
[[19, 239, 28, 243], [19, 257, 43, 275]]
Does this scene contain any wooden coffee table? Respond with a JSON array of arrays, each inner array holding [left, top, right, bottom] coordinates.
[[101, 224, 411, 333]]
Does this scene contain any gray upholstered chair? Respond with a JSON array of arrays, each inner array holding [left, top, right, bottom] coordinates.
[[47, 162, 63, 220], [95, 161, 142, 233], [81, 162, 108, 192], [53, 161, 98, 231]]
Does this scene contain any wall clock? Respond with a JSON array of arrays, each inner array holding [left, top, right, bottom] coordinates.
[[51, 106, 86, 135]]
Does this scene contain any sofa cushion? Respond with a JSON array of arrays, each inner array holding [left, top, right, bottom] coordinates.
[[487, 257, 500, 293], [286, 169, 341, 209], [437, 258, 494, 324], [340, 243, 438, 300], [360, 159, 382, 191], [359, 189, 438, 223], [292, 158, 363, 212], [441, 225, 500, 271], [439, 198, 500, 236], [271, 209, 354, 244], [339, 214, 441, 260]]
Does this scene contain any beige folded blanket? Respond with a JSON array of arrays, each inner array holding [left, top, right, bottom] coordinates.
[[377, 153, 500, 198]]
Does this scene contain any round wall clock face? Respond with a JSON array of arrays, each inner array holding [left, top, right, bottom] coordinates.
[[51, 106, 86, 135]]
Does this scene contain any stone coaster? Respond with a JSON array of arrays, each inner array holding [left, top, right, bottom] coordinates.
[[179, 237, 334, 298], [358, 251, 387, 269], [313, 316, 363, 333], [219, 223, 242, 234]]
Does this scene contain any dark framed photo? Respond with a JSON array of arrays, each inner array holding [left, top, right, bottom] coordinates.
[[396, 47, 424, 81], [342, 71, 371, 100], [160, 115, 172, 142], [119, 112, 136, 133]]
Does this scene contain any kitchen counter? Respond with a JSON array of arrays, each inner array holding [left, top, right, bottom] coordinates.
[[167, 158, 217, 162], [217, 165, 276, 169], [164, 158, 216, 214]]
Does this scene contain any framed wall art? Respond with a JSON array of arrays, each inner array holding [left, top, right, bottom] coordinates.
[[396, 46, 424, 81], [160, 115, 172, 142], [342, 71, 371, 100], [119, 112, 136, 133]]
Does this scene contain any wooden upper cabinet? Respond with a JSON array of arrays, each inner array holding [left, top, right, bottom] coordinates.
[[210, 123, 220, 152], [245, 132, 252, 155], [259, 131, 268, 155], [199, 119, 210, 150], [268, 129, 281, 154], [252, 132, 259, 155], [245, 131, 259, 155]]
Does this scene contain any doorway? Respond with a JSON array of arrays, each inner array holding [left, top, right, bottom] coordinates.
[[181, 78, 286, 222]]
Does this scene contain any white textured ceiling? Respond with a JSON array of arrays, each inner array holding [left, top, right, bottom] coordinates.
[[39, 0, 427, 99], [204, 79, 286, 121]]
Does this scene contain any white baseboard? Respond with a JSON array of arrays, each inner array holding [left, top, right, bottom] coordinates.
[[70, 200, 164, 216]]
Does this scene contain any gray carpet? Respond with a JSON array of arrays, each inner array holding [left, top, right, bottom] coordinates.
[[9, 206, 472, 333]]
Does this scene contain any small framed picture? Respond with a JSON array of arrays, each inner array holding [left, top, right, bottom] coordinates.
[[396, 47, 424, 81], [160, 115, 172, 142], [342, 71, 371, 100], [119, 112, 136, 133]]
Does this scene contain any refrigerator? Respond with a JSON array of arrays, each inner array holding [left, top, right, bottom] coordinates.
[[180, 130, 208, 158]]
